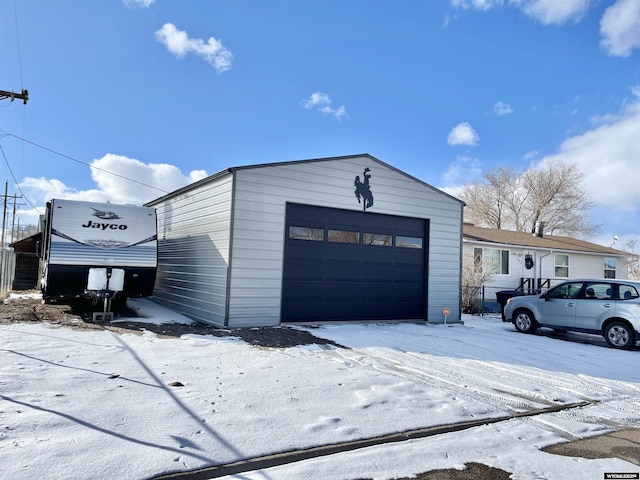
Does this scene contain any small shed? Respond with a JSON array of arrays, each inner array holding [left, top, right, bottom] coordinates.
[[9, 233, 41, 290], [146, 154, 465, 327]]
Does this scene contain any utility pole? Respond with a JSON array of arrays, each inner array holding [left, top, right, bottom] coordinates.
[[0, 88, 28, 104], [1, 182, 7, 250], [0, 184, 24, 248], [10, 194, 25, 244]]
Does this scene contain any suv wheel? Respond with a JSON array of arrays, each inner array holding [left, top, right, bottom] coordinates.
[[604, 321, 636, 350], [514, 309, 537, 334]]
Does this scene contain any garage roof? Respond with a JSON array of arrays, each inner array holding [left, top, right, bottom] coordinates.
[[146, 153, 465, 207]]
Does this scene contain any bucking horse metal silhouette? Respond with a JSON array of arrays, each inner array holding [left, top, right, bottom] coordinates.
[[354, 167, 374, 210]]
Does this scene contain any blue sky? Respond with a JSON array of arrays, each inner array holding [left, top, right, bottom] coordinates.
[[1, 0, 639, 249]]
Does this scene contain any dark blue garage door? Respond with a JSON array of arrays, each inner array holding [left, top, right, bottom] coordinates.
[[282, 203, 428, 322]]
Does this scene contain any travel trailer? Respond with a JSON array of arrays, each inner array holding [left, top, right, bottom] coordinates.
[[40, 199, 157, 304]]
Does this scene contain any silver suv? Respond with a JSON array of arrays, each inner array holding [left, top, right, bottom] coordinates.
[[504, 279, 640, 349]]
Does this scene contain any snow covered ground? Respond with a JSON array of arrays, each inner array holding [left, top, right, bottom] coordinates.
[[1, 293, 639, 480]]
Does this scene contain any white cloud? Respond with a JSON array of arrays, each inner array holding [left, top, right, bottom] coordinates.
[[451, 0, 592, 25], [441, 155, 483, 186], [89, 154, 208, 204], [19, 178, 89, 204], [320, 105, 348, 120], [450, 0, 639, 58], [440, 92, 640, 241], [537, 95, 640, 209], [451, 0, 504, 11], [600, 0, 640, 57], [493, 101, 514, 116], [18, 154, 208, 224], [509, 0, 591, 25], [300, 92, 349, 120], [447, 122, 479, 146], [301, 92, 332, 109], [155, 23, 233, 73], [123, 0, 155, 8]]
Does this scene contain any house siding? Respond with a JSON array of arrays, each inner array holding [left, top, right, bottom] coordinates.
[[463, 241, 628, 303], [150, 174, 233, 326]]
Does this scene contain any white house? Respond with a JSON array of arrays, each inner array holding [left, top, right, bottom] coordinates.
[[463, 223, 627, 309], [145, 154, 465, 328]]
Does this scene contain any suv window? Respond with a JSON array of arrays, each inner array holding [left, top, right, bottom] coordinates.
[[548, 282, 583, 299], [581, 282, 612, 300], [619, 284, 640, 300]]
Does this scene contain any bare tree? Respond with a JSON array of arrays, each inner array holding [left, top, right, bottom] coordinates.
[[521, 162, 597, 236], [461, 167, 521, 230], [461, 161, 601, 237], [621, 239, 640, 280], [12, 222, 39, 242], [461, 251, 494, 313]]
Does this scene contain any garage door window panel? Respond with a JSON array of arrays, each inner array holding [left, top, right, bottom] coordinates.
[[396, 236, 423, 249], [328, 229, 359, 244], [289, 226, 324, 241], [363, 233, 392, 246]]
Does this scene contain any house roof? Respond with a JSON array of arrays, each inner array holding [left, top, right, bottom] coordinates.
[[9, 233, 41, 247], [463, 224, 624, 256]]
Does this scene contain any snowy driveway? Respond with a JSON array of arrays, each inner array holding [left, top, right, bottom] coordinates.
[[1, 306, 639, 480]]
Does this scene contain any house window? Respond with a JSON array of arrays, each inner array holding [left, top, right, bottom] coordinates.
[[555, 254, 569, 278], [604, 257, 616, 279], [473, 247, 509, 275]]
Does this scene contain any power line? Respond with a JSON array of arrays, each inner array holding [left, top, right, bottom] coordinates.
[[13, 0, 24, 88], [2, 8, 170, 216], [9, 0, 28, 179], [0, 130, 171, 195], [0, 144, 39, 213]]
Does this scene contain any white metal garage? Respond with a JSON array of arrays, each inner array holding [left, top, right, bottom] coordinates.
[[145, 154, 464, 328]]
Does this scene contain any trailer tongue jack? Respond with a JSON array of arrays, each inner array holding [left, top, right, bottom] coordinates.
[[86, 267, 125, 322]]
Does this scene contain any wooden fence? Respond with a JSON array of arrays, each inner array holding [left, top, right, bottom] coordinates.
[[0, 250, 17, 297]]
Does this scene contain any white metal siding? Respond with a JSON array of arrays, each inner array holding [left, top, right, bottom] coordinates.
[[228, 156, 463, 327], [150, 175, 233, 326]]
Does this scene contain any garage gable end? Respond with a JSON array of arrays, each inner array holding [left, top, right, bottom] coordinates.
[[227, 154, 463, 326]]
